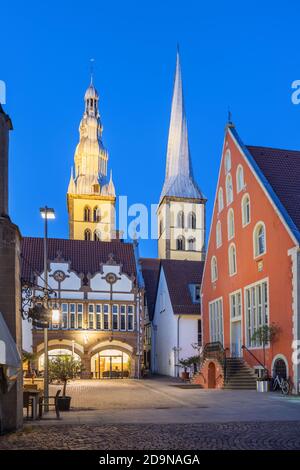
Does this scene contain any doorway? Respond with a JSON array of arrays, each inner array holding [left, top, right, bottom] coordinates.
[[91, 349, 130, 379], [231, 320, 242, 357], [208, 362, 216, 388]]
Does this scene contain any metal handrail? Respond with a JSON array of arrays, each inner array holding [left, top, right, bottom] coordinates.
[[241, 345, 268, 375]]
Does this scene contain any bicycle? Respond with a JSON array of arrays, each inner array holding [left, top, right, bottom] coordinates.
[[272, 375, 290, 395]]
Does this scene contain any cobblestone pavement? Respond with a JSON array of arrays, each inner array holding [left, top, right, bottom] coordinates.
[[1, 422, 300, 450]]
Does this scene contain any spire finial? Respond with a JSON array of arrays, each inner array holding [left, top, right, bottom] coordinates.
[[90, 58, 95, 85], [226, 106, 235, 128]]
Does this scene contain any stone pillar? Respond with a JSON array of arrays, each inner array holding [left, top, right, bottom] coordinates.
[[81, 351, 92, 379], [0, 106, 23, 433]]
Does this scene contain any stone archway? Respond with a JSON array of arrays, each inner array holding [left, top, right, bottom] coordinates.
[[89, 341, 135, 378]]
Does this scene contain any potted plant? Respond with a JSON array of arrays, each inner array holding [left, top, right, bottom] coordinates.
[[48, 355, 83, 411], [251, 324, 280, 392], [178, 358, 191, 381]]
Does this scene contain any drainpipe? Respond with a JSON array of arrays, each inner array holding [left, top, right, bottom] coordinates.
[[176, 315, 181, 377]]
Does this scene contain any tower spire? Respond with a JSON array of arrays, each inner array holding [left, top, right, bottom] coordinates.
[[160, 48, 203, 202]]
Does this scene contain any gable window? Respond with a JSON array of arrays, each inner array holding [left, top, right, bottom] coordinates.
[[216, 220, 222, 248], [254, 222, 266, 257], [194, 285, 201, 303], [242, 194, 250, 226], [177, 211, 184, 228], [96, 304, 101, 329], [84, 229, 91, 241], [120, 305, 126, 331], [127, 305, 134, 331], [188, 237, 196, 251], [236, 165, 245, 193], [61, 303, 68, 329], [245, 280, 269, 347], [103, 304, 109, 330], [112, 305, 119, 330], [224, 149, 231, 173], [176, 235, 185, 251], [228, 243, 237, 276], [211, 256, 218, 282], [84, 206, 91, 222], [209, 298, 223, 344], [88, 304, 94, 329], [77, 303, 83, 329], [188, 212, 196, 229], [218, 187, 224, 212], [226, 173, 233, 205], [227, 208, 235, 240], [70, 303, 76, 329]]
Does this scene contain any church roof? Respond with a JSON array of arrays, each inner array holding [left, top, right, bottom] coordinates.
[[160, 51, 204, 202], [21, 237, 137, 283], [139, 258, 161, 320]]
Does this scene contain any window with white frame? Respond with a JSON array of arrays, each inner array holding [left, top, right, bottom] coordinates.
[[245, 280, 269, 347], [209, 298, 223, 344], [227, 208, 235, 240], [61, 303, 68, 329], [254, 223, 266, 257], [226, 173, 233, 205], [176, 235, 185, 251], [216, 220, 222, 248], [224, 149, 231, 173], [96, 304, 101, 329], [177, 211, 184, 228], [236, 165, 244, 193], [242, 194, 250, 226], [77, 303, 83, 329], [127, 305, 134, 331], [120, 305, 126, 331], [112, 304, 119, 330], [230, 291, 241, 319], [70, 303, 76, 329], [188, 212, 196, 229], [228, 243, 237, 276], [218, 187, 224, 212], [188, 237, 196, 251], [211, 256, 218, 282], [103, 304, 109, 330], [88, 304, 94, 329]]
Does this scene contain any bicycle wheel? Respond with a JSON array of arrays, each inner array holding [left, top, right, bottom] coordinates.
[[281, 381, 289, 395]]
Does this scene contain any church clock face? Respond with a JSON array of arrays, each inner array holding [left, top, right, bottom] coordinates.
[[53, 270, 66, 282]]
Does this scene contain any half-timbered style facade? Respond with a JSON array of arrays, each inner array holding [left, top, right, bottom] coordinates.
[[22, 237, 144, 378]]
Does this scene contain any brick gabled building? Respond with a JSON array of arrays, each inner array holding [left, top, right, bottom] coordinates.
[[200, 123, 300, 392]]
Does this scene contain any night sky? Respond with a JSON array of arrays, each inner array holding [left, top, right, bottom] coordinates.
[[2, 1, 300, 257]]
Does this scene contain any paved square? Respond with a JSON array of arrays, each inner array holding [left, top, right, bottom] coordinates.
[[1, 377, 300, 449]]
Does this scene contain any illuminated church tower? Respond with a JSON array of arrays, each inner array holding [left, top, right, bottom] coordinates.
[[157, 50, 206, 260], [67, 79, 116, 241]]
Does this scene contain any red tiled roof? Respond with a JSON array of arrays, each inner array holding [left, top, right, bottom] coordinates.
[[246, 145, 300, 233], [161, 259, 204, 315], [140, 258, 161, 320], [21, 237, 137, 282]]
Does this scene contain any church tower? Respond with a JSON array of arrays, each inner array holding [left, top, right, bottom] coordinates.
[[67, 79, 116, 241], [158, 50, 206, 260]]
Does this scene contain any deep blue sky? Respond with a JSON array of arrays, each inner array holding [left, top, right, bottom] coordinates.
[[2, 1, 300, 258]]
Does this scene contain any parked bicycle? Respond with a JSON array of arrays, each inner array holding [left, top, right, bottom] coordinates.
[[272, 375, 290, 395]]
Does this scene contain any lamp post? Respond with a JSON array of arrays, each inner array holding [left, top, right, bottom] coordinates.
[[40, 206, 55, 411]]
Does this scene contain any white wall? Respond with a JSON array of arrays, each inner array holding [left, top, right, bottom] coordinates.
[[151, 267, 200, 377]]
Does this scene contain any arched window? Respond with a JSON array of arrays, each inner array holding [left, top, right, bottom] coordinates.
[[188, 238, 196, 251], [224, 149, 231, 173], [227, 208, 235, 240], [236, 165, 244, 193], [176, 235, 185, 251], [226, 174, 233, 205], [188, 212, 196, 229], [218, 187, 224, 213], [94, 230, 101, 241], [211, 256, 218, 282], [84, 206, 91, 222], [254, 223, 266, 257], [93, 206, 100, 222], [159, 218, 163, 237], [84, 229, 91, 241], [177, 211, 184, 228], [216, 220, 222, 248], [241, 194, 250, 226], [228, 243, 237, 276]]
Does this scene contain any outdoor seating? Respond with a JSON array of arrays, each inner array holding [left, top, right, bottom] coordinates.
[[38, 389, 61, 419], [23, 392, 34, 419]]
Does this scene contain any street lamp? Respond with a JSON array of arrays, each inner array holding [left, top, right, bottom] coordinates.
[[40, 206, 55, 411]]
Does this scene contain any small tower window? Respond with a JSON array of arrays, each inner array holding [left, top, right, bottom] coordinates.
[[177, 211, 185, 229], [84, 229, 91, 241], [94, 230, 101, 241], [93, 207, 100, 222], [176, 235, 185, 251], [188, 212, 196, 229], [188, 237, 196, 251], [84, 206, 91, 222]]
